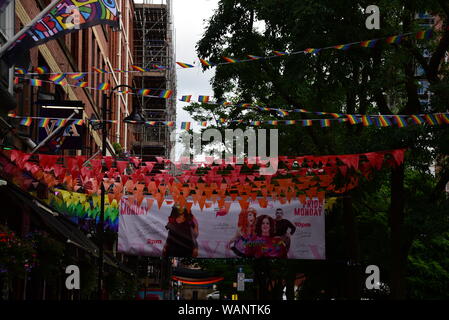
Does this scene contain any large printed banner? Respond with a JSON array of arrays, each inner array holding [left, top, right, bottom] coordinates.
[[118, 198, 325, 259]]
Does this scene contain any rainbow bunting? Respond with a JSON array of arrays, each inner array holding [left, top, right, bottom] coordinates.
[[70, 73, 86, 80], [222, 57, 238, 63], [20, 117, 32, 126], [15, 67, 26, 74], [159, 90, 173, 99], [330, 113, 343, 118], [294, 109, 309, 113], [39, 118, 50, 128], [346, 114, 359, 125], [416, 29, 432, 40], [200, 59, 213, 67], [333, 44, 352, 50], [386, 35, 403, 44], [251, 121, 261, 126], [393, 115, 407, 128], [241, 103, 251, 108], [437, 113, 449, 124], [267, 120, 278, 125], [198, 96, 210, 103], [409, 115, 424, 125], [29, 79, 42, 87], [360, 40, 378, 48], [273, 51, 287, 56], [320, 119, 331, 127], [131, 65, 147, 72], [118, 89, 132, 93], [424, 114, 438, 125], [97, 83, 111, 91], [304, 48, 321, 54], [74, 119, 84, 126], [361, 115, 373, 126], [302, 120, 312, 126], [75, 81, 88, 88], [93, 67, 108, 73], [180, 95, 192, 102], [55, 119, 67, 127], [200, 121, 208, 126], [152, 64, 166, 70], [49, 73, 66, 84], [278, 110, 289, 116], [247, 55, 262, 60], [176, 62, 194, 68], [146, 121, 157, 126], [284, 120, 296, 125], [378, 115, 391, 127], [181, 122, 191, 130], [35, 66, 49, 74], [164, 121, 175, 127], [138, 89, 151, 96], [219, 118, 227, 123]]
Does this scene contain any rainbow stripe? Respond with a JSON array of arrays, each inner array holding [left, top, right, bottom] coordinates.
[[198, 96, 210, 103], [97, 83, 111, 91], [273, 51, 287, 56], [320, 119, 331, 127], [70, 73, 86, 80], [361, 115, 373, 126], [146, 121, 157, 126], [181, 122, 191, 130], [346, 114, 359, 125], [416, 29, 432, 40], [180, 95, 192, 102], [330, 113, 343, 118], [75, 81, 88, 88], [219, 118, 227, 123], [333, 44, 352, 50], [247, 55, 262, 60], [294, 109, 309, 113], [55, 119, 67, 127], [378, 115, 391, 127], [386, 35, 403, 44], [15, 67, 26, 74], [251, 121, 261, 126], [30, 79, 42, 86], [131, 65, 147, 72], [304, 48, 321, 54], [152, 64, 166, 70], [49, 73, 66, 84], [20, 117, 32, 126], [93, 67, 108, 73], [302, 120, 312, 126], [409, 115, 424, 125], [39, 118, 50, 128], [393, 115, 407, 128], [201, 121, 208, 126], [176, 62, 194, 68], [360, 40, 378, 48], [138, 89, 151, 96], [164, 121, 175, 127], [424, 114, 438, 125], [74, 119, 84, 126], [35, 66, 49, 74], [200, 59, 212, 67], [267, 120, 278, 125], [223, 57, 238, 63], [278, 110, 289, 116], [159, 90, 173, 99], [437, 113, 449, 124]]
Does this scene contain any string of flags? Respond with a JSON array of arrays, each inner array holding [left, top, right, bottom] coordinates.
[[14, 29, 433, 76]]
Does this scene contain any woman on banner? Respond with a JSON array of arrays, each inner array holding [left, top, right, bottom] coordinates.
[[162, 205, 199, 257], [228, 207, 258, 257], [250, 214, 287, 258]]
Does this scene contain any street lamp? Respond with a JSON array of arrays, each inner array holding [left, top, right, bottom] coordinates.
[[98, 85, 145, 300]]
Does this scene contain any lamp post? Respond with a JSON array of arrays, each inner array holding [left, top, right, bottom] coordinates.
[[97, 85, 145, 300]]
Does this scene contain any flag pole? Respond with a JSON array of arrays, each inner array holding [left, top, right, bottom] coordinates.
[[0, 0, 60, 57]]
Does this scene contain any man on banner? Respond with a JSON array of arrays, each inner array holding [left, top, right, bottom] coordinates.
[[273, 208, 296, 254], [0, 0, 120, 66]]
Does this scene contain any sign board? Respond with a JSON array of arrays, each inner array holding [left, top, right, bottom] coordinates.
[[237, 272, 245, 292]]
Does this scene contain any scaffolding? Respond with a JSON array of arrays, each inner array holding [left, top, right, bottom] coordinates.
[[133, 0, 176, 161]]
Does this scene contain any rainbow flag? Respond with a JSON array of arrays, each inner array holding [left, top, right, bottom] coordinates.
[[15, 67, 26, 74], [294, 109, 309, 113], [181, 122, 191, 130], [330, 113, 343, 118], [14, 77, 19, 84], [73, 119, 84, 126], [273, 51, 287, 56], [267, 120, 278, 125], [164, 121, 175, 127], [302, 120, 312, 126], [241, 103, 251, 108], [146, 121, 157, 126], [138, 89, 151, 96], [386, 35, 403, 44], [333, 44, 352, 50], [437, 113, 449, 124], [131, 65, 147, 72], [198, 96, 210, 103], [70, 73, 86, 80], [361, 115, 373, 126], [200, 59, 213, 67], [200, 121, 208, 126], [304, 48, 321, 54], [55, 119, 68, 127], [360, 40, 378, 48], [424, 114, 438, 125], [176, 62, 194, 68], [93, 67, 108, 73], [393, 115, 407, 128], [346, 114, 359, 125], [29, 79, 42, 86], [159, 90, 173, 99], [75, 81, 88, 88], [378, 115, 391, 127], [49, 73, 66, 84], [180, 95, 192, 102], [219, 118, 227, 123], [320, 119, 331, 127], [222, 101, 232, 106], [409, 115, 424, 125], [97, 83, 111, 91], [35, 66, 49, 74], [416, 29, 432, 40], [20, 117, 32, 126], [38, 118, 50, 128], [278, 110, 289, 116], [251, 121, 261, 126], [152, 64, 166, 70], [247, 55, 262, 60], [223, 57, 238, 63]]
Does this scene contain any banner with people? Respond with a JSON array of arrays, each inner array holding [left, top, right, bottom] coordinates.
[[118, 197, 325, 260]]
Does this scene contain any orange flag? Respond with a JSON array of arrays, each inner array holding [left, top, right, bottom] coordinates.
[[146, 198, 154, 211]]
